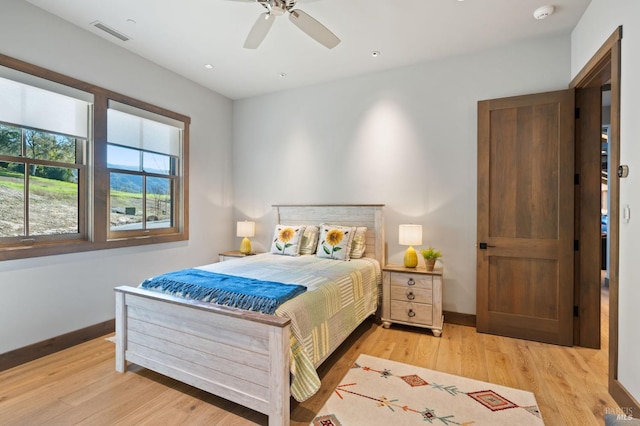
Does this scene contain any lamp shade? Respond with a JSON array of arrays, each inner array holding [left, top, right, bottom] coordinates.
[[399, 224, 422, 246], [236, 221, 255, 238]]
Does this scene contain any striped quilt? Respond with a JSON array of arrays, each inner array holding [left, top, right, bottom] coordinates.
[[197, 253, 381, 402]]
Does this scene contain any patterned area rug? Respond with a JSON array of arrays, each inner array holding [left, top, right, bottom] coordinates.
[[311, 354, 544, 425]]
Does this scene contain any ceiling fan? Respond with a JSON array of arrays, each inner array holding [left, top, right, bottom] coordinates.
[[240, 0, 340, 49]]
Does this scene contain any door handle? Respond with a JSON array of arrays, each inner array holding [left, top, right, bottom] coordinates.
[[478, 242, 496, 250]]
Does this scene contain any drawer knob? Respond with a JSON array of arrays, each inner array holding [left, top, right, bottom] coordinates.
[[407, 309, 416, 317], [407, 278, 415, 286], [406, 292, 415, 300]]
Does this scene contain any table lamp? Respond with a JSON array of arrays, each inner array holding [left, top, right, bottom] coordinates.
[[237, 220, 255, 254], [399, 224, 422, 268]]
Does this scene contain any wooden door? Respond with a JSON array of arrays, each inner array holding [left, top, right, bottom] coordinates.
[[477, 89, 575, 346]]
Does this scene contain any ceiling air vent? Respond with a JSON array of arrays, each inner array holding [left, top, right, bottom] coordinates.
[[91, 21, 130, 42]]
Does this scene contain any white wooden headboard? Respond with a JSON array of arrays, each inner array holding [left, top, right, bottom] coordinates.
[[273, 204, 385, 267]]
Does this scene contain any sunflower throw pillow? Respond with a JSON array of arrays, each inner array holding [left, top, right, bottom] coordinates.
[[270, 224, 306, 256], [316, 224, 356, 261]]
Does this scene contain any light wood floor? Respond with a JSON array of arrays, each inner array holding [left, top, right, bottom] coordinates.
[[0, 288, 617, 425]]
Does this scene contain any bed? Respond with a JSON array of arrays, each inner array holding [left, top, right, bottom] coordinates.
[[114, 204, 385, 426]]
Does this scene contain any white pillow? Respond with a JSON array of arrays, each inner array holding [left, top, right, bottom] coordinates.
[[349, 226, 368, 259], [316, 224, 356, 261], [270, 224, 306, 256], [299, 225, 319, 255]]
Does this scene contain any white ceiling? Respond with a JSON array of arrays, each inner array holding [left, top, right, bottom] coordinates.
[[25, 0, 591, 100]]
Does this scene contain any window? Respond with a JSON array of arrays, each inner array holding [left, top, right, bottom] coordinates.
[[0, 56, 190, 261], [106, 101, 183, 238], [0, 73, 90, 247]]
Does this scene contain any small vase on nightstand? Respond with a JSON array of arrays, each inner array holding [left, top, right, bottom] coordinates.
[[425, 258, 436, 271]]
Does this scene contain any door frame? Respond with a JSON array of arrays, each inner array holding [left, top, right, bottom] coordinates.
[[570, 26, 636, 411]]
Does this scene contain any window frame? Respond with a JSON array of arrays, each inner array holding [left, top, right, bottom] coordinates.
[[0, 53, 190, 261]]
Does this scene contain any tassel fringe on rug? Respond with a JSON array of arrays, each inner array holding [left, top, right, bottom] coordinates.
[[312, 354, 544, 425]]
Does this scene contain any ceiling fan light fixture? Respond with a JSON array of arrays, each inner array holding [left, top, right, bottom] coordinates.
[[268, 0, 286, 16], [533, 5, 555, 20]]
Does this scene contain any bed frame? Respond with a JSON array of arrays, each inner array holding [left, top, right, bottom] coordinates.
[[114, 204, 384, 425]]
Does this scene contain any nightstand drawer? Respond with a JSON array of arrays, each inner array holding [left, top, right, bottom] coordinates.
[[388, 272, 432, 290], [390, 285, 432, 304], [390, 301, 433, 325]]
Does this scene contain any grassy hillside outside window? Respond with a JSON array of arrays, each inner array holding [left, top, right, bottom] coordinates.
[[0, 125, 86, 240]]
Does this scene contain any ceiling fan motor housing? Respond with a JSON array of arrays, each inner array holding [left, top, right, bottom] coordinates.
[[259, 0, 289, 15]]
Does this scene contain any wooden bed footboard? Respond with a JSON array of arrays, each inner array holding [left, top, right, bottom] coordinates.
[[114, 285, 291, 426]]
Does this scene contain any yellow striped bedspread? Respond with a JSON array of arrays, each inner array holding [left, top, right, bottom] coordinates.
[[197, 253, 381, 402]]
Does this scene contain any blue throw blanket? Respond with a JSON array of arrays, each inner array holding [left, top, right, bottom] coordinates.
[[140, 268, 307, 315]]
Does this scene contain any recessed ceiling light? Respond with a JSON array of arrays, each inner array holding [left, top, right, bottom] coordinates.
[[279, 72, 287, 77], [533, 5, 555, 20], [126, 19, 136, 25], [371, 51, 381, 57], [204, 64, 214, 69]]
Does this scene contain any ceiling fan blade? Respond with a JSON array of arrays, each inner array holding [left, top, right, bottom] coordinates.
[[289, 9, 340, 49], [244, 12, 275, 49]]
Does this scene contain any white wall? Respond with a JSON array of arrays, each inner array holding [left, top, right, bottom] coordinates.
[[233, 34, 571, 315], [572, 0, 640, 404], [0, 0, 234, 353]]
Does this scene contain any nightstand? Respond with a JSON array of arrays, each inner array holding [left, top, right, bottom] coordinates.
[[381, 264, 444, 337], [218, 251, 260, 262]]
